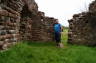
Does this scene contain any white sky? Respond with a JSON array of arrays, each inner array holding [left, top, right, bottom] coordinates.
[[35, 0, 94, 27]]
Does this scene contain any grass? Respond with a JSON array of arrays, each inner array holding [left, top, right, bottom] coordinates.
[[0, 29, 96, 63]]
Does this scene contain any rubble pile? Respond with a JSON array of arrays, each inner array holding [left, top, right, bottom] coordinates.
[[68, 0, 96, 46]]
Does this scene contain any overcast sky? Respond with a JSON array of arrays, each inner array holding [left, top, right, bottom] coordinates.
[[35, 0, 94, 27]]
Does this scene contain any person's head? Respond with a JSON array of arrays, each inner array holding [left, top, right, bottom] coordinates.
[[54, 19, 59, 24]]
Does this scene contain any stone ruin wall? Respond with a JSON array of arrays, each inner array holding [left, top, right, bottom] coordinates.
[[0, 2, 20, 49], [19, 3, 55, 42], [20, 12, 55, 42], [0, 0, 56, 49], [68, 0, 96, 46]]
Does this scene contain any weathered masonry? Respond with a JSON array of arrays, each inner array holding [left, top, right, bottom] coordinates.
[[68, 0, 96, 46], [0, 0, 56, 49]]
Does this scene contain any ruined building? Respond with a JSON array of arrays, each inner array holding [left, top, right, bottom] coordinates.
[[68, 0, 96, 46], [0, 0, 56, 49]]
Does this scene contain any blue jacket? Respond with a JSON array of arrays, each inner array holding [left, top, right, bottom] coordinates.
[[54, 24, 61, 33]]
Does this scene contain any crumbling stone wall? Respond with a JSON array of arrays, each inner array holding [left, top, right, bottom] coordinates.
[[68, 0, 96, 46], [20, 11, 56, 42], [0, 0, 20, 49], [0, 0, 56, 49], [18, 0, 56, 42]]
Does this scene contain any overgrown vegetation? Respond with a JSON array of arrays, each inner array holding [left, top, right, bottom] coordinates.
[[0, 29, 96, 63]]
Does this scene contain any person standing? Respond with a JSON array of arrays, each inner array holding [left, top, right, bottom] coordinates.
[[53, 19, 63, 47]]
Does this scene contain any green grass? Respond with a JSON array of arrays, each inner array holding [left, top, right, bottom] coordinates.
[[0, 29, 96, 63]]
